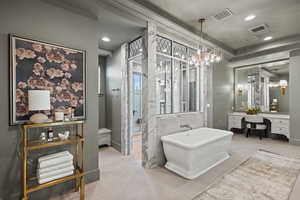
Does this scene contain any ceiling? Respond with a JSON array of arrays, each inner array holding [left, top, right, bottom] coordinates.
[[97, 4, 145, 51], [263, 62, 289, 76], [133, 0, 300, 50], [42, 0, 146, 51]]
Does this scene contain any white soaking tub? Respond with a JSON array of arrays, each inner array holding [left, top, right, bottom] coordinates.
[[161, 128, 233, 179]]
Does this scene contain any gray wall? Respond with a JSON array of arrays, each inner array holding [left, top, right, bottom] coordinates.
[[106, 48, 122, 151], [212, 59, 234, 130], [289, 49, 300, 145], [0, 0, 99, 199], [99, 56, 107, 129]]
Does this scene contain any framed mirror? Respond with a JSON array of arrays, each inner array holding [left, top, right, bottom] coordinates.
[[234, 60, 289, 113]]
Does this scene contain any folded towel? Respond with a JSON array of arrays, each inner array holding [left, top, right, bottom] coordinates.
[[38, 170, 74, 184], [37, 161, 73, 174], [38, 165, 74, 179], [38, 151, 71, 163], [38, 154, 73, 169]]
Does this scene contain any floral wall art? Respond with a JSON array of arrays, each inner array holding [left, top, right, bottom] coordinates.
[[10, 35, 86, 125]]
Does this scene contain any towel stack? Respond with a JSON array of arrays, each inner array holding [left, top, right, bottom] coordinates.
[[37, 151, 74, 184]]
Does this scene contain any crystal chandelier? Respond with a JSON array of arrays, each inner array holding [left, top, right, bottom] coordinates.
[[192, 18, 222, 66]]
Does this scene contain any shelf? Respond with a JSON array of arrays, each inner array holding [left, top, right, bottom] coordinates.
[[27, 170, 84, 194], [21, 121, 85, 199], [27, 136, 84, 150], [23, 120, 84, 129]]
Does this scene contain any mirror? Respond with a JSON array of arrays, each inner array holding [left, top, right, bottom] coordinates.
[[234, 60, 289, 113]]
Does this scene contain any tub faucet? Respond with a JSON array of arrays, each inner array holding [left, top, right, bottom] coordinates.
[[180, 124, 193, 130]]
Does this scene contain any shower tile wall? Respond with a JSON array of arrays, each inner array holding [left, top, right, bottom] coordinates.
[[141, 21, 158, 168], [141, 22, 209, 168]]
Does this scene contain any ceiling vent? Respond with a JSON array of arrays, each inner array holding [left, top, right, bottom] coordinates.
[[213, 8, 233, 20], [249, 24, 270, 37]]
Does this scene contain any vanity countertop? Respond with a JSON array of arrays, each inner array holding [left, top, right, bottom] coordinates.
[[229, 112, 290, 119]]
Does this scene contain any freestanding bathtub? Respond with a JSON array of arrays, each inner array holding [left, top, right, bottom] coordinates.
[[161, 127, 233, 179]]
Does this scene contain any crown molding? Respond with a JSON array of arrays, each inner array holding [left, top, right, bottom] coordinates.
[[100, 0, 235, 57]]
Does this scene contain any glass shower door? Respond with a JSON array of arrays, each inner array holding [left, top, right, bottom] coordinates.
[[132, 72, 142, 134]]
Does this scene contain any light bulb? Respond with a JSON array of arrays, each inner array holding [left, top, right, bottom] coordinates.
[[197, 49, 201, 55], [210, 54, 215, 62], [204, 54, 209, 61]]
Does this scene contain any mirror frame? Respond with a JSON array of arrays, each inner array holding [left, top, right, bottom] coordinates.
[[233, 58, 289, 113]]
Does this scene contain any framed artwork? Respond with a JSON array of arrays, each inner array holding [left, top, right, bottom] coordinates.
[[9, 35, 86, 125]]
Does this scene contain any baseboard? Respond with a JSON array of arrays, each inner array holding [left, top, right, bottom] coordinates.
[[4, 168, 100, 200], [289, 138, 300, 146], [111, 140, 121, 152], [85, 168, 100, 183]]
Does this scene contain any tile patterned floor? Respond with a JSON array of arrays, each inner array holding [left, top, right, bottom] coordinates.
[[51, 134, 300, 200], [132, 134, 142, 162]]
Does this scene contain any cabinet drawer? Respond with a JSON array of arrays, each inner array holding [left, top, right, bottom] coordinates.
[[233, 121, 242, 128], [271, 119, 289, 126], [228, 120, 242, 129], [228, 114, 245, 130], [272, 126, 288, 133], [229, 116, 243, 121]]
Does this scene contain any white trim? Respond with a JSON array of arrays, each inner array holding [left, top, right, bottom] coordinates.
[[111, 140, 122, 151], [158, 30, 198, 50], [290, 138, 300, 146]]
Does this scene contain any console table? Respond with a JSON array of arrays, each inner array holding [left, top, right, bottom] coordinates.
[[228, 112, 290, 139]]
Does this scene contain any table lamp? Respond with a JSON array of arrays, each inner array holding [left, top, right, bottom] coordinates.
[[28, 90, 51, 123]]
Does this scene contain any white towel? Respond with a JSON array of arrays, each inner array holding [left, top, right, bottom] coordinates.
[[38, 170, 74, 184], [38, 154, 73, 169], [38, 165, 74, 179], [38, 151, 71, 163], [37, 161, 73, 175]]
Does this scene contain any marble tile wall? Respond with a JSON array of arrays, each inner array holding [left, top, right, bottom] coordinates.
[[120, 44, 130, 155], [112, 19, 215, 169], [139, 22, 211, 168], [141, 21, 158, 168]]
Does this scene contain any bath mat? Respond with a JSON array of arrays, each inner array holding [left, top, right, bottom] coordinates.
[[193, 150, 300, 200]]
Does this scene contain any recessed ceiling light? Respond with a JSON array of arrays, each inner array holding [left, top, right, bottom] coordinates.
[[102, 37, 111, 42], [245, 15, 256, 21], [264, 36, 273, 41]]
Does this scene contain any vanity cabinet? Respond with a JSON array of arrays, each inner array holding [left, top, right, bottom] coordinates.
[[228, 115, 244, 129], [228, 113, 290, 139], [269, 118, 289, 137]]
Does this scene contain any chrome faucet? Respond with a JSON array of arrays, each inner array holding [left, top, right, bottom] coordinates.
[[180, 124, 193, 130]]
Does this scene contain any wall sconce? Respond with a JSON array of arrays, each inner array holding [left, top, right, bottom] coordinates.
[[279, 80, 288, 95], [237, 84, 244, 96]]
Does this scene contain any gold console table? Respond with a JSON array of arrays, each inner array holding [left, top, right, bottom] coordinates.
[[20, 121, 85, 200]]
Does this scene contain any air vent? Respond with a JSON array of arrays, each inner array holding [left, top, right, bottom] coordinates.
[[213, 8, 233, 20], [251, 26, 265, 33], [249, 24, 270, 37]]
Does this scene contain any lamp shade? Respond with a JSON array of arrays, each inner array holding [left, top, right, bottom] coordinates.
[[28, 90, 50, 111]]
